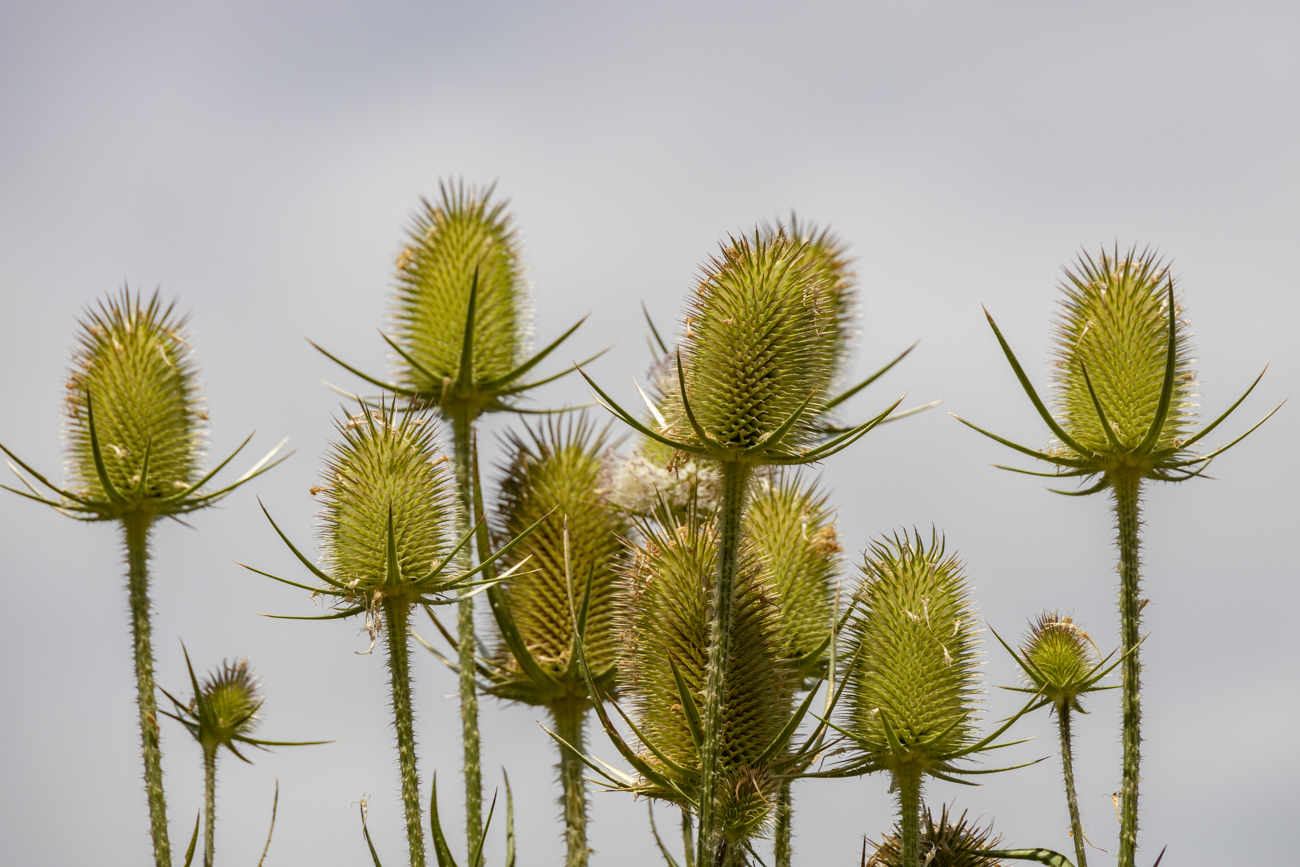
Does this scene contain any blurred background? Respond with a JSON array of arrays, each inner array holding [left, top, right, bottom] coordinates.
[[1, 2, 1296, 864]]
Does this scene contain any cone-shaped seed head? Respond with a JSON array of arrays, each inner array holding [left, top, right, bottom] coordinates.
[[64, 289, 204, 512], [619, 509, 794, 834], [773, 217, 857, 394], [317, 407, 451, 607], [1052, 247, 1196, 461], [1020, 611, 1099, 712], [668, 232, 835, 458], [867, 804, 1005, 867], [393, 181, 529, 399], [491, 417, 629, 699], [843, 532, 982, 774], [745, 472, 840, 682], [199, 659, 262, 751]]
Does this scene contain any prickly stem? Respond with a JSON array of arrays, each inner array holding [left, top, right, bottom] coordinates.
[[202, 746, 217, 867], [124, 513, 172, 867], [697, 460, 752, 867], [897, 765, 922, 867], [1058, 708, 1088, 867], [773, 780, 793, 867], [1113, 471, 1143, 867], [385, 597, 427, 867], [551, 699, 590, 867], [450, 406, 484, 857]]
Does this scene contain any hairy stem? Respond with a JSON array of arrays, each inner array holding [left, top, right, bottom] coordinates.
[[385, 598, 426, 867], [1112, 471, 1143, 867], [773, 780, 792, 867], [896, 765, 922, 867], [449, 406, 484, 858], [202, 746, 217, 867], [124, 513, 172, 867], [551, 699, 590, 867], [697, 460, 752, 867], [1057, 708, 1088, 867]]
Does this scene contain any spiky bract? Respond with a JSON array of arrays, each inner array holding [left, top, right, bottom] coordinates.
[[393, 181, 529, 410], [1020, 612, 1099, 713], [841, 531, 983, 780], [667, 232, 836, 461], [619, 508, 794, 839], [318, 406, 451, 608], [746, 472, 840, 683], [1051, 248, 1195, 476], [64, 289, 204, 516], [488, 416, 628, 703], [866, 805, 1005, 867], [196, 660, 262, 751]]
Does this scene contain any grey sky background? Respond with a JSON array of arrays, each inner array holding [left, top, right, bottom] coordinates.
[[1, 2, 1297, 864]]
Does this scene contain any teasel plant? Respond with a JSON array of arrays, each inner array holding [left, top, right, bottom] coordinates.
[[952, 246, 1283, 867], [580, 230, 915, 865], [239, 403, 540, 867], [311, 181, 600, 856], [988, 613, 1126, 867], [825, 531, 1042, 867], [160, 648, 329, 867], [864, 803, 1005, 867], [0, 288, 287, 867]]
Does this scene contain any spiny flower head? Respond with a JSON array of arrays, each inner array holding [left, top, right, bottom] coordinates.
[[63, 288, 204, 515], [746, 472, 840, 683], [317, 405, 452, 609], [841, 531, 983, 779], [488, 416, 629, 704], [196, 659, 262, 751], [1018, 611, 1101, 713], [618, 507, 794, 836], [392, 180, 529, 410], [866, 804, 1005, 867]]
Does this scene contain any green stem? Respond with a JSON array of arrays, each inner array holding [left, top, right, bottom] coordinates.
[[697, 460, 752, 867], [551, 699, 590, 867], [124, 513, 172, 867], [1057, 708, 1087, 867], [681, 809, 696, 867], [773, 780, 792, 867], [203, 746, 217, 867], [449, 406, 484, 859], [384, 598, 426, 867], [1111, 472, 1143, 867], [896, 765, 922, 867]]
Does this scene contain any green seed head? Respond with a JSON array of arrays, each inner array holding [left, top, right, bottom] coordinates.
[[317, 406, 451, 609], [775, 217, 857, 394], [392, 181, 529, 409], [490, 417, 629, 702], [1020, 611, 1099, 712], [1052, 247, 1196, 471], [746, 472, 840, 683], [197, 659, 262, 751], [63, 289, 204, 515], [619, 508, 793, 834], [842, 531, 983, 777], [867, 804, 1005, 867], [665, 232, 836, 461]]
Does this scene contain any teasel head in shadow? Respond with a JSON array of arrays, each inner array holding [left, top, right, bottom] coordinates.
[[864, 803, 1005, 867], [952, 246, 1283, 867], [0, 288, 287, 867]]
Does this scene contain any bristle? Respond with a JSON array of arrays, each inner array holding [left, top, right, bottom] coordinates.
[[867, 804, 1005, 867]]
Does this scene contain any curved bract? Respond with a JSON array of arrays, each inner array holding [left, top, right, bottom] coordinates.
[[1017, 612, 1104, 713], [866, 804, 1006, 867], [486, 416, 628, 704], [840, 531, 984, 780]]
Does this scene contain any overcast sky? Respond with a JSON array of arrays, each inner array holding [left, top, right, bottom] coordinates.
[[2, 2, 1297, 865]]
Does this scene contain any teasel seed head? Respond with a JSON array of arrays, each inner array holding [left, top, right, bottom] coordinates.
[[317, 404, 452, 610], [746, 471, 840, 684], [1017, 611, 1104, 713], [196, 658, 262, 752], [392, 180, 529, 411], [866, 804, 1005, 867], [618, 506, 794, 839], [487, 415, 629, 704], [841, 531, 984, 781], [63, 288, 204, 515]]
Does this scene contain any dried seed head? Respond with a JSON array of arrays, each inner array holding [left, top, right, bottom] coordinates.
[[490, 417, 629, 699], [317, 406, 451, 608], [1020, 611, 1099, 712], [1052, 247, 1196, 465], [746, 472, 840, 682], [392, 181, 529, 401], [198, 659, 262, 751], [618, 508, 793, 832], [843, 531, 983, 776], [63, 289, 204, 513], [867, 804, 1005, 867]]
